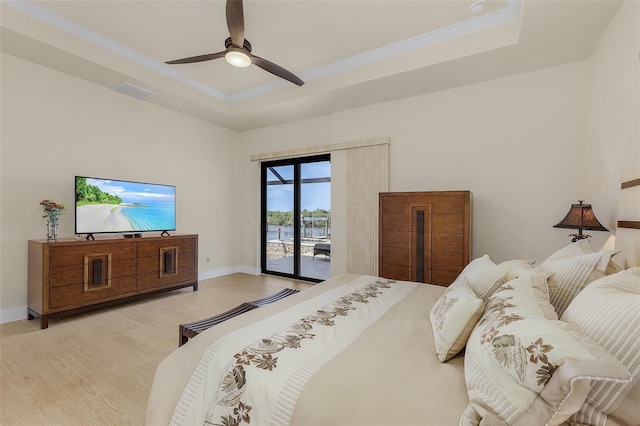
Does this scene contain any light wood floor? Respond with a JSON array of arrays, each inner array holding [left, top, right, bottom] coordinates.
[[0, 273, 313, 425]]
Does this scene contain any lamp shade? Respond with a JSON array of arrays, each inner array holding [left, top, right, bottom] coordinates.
[[553, 200, 609, 232]]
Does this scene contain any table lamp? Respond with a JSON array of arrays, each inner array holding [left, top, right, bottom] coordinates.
[[553, 200, 609, 242]]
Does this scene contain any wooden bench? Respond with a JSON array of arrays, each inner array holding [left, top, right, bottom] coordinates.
[[178, 288, 300, 346], [246, 288, 300, 307]]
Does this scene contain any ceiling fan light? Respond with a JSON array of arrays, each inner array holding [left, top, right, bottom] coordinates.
[[225, 50, 251, 67]]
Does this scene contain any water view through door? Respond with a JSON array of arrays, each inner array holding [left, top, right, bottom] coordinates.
[[261, 155, 331, 281]]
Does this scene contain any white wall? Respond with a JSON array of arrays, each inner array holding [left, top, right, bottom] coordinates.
[[586, 0, 640, 234], [240, 61, 594, 269], [2, 1, 636, 322], [0, 53, 242, 322], [239, 2, 638, 270]]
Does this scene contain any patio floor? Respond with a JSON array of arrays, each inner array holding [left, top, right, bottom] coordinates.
[[266, 254, 331, 281]]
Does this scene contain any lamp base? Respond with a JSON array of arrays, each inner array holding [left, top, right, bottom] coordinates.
[[569, 233, 591, 243]]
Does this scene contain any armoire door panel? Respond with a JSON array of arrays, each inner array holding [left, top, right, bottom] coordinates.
[[430, 197, 466, 214], [433, 252, 465, 271], [381, 213, 411, 232], [410, 233, 432, 252], [381, 199, 411, 214], [410, 204, 432, 283], [382, 247, 412, 266], [432, 214, 465, 234], [409, 205, 432, 233], [381, 230, 411, 247], [432, 233, 464, 253], [432, 270, 461, 286], [413, 271, 432, 283], [381, 263, 412, 281], [379, 191, 470, 286]]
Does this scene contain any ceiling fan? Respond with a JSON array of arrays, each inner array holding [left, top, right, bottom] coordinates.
[[165, 0, 304, 86]]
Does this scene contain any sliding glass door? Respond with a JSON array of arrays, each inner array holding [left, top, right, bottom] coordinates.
[[264, 163, 295, 275], [261, 154, 331, 282]]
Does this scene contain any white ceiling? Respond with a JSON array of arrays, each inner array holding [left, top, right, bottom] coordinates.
[[1, 0, 621, 131]]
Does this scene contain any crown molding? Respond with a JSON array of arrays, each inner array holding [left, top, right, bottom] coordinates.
[[5, 0, 520, 104]]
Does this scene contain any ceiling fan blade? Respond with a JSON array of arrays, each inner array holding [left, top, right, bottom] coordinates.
[[226, 0, 245, 48], [166, 51, 227, 64], [251, 55, 304, 86]]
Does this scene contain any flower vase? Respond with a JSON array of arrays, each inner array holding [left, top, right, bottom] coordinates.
[[46, 218, 59, 242]]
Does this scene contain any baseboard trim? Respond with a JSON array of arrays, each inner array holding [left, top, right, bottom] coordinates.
[[0, 305, 28, 324], [198, 266, 261, 281]]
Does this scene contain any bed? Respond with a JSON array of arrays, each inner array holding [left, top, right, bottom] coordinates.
[[147, 170, 640, 426], [147, 274, 469, 425]]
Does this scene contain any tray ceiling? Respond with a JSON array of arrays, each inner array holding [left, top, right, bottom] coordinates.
[[1, 0, 621, 131]]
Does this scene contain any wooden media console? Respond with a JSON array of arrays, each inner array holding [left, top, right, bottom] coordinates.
[[27, 234, 198, 329]]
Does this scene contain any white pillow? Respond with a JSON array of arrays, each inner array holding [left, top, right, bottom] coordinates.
[[546, 240, 594, 259], [561, 268, 640, 426], [430, 276, 484, 362], [498, 259, 536, 282], [465, 276, 631, 425], [545, 240, 622, 275], [456, 255, 509, 301], [541, 248, 621, 317]]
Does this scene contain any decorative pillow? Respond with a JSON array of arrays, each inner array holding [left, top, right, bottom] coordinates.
[[541, 248, 621, 317], [498, 259, 536, 282], [455, 255, 509, 301], [459, 404, 484, 426], [430, 276, 484, 362], [464, 276, 631, 425], [561, 268, 640, 426], [482, 272, 558, 324], [545, 240, 622, 274], [528, 270, 559, 320], [546, 240, 594, 259]]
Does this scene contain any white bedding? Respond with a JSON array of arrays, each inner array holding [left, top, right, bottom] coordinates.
[[146, 274, 469, 425]]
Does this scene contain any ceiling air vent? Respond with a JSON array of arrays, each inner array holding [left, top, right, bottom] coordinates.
[[111, 82, 156, 100]]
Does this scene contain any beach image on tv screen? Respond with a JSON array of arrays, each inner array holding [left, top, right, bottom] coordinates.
[[75, 177, 176, 233]]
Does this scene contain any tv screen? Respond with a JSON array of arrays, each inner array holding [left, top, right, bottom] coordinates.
[[75, 176, 176, 235]]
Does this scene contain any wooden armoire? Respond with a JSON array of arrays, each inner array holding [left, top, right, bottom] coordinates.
[[378, 191, 471, 286]]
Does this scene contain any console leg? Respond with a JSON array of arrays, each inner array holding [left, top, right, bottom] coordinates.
[[40, 317, 49, 329], [193, 282, 198, 291]]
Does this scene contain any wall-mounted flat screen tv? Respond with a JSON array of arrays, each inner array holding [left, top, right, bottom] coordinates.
[[75, 176, 176, 235]]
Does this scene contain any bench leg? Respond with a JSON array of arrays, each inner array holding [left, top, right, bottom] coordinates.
[[179, 326, 188, 346]]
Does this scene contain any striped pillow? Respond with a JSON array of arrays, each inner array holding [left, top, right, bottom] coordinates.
[[561, 268, 640, 426], [541, 249, 620, 317], [545, 240, 594, 258], [464, 275, 630, 425]]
